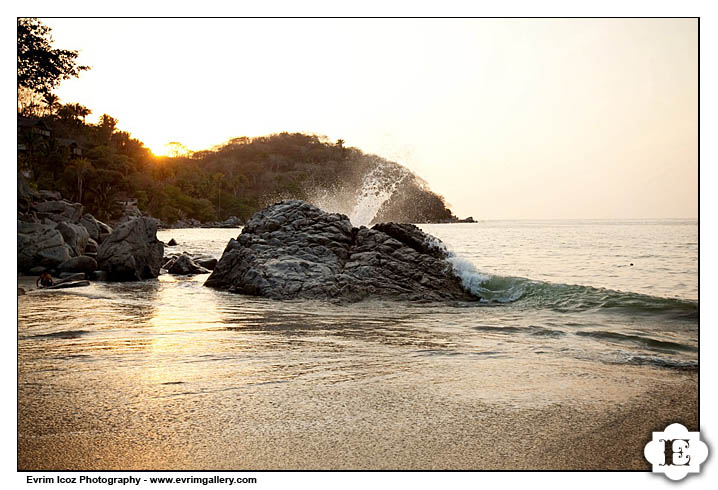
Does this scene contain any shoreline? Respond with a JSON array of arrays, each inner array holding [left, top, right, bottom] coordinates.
[[18, 358, 697, 470]]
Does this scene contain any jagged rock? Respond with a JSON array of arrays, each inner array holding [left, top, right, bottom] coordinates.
[[18, 211, 40, 223], [85, 238, 98, 254], [79, 214, 98, 241], [17, 221, 72, 272], [167, 238, 178, 246], [167, 254, 210, 275], [371, 222, 447, 258], [196, 257, 218, 270], [33, 200, 83, 223], [172, 218, 201, 229], [18, 174, 40, 211], [209, 216, 243, 228], [205, 200, 476, 302], [57, 222, 89, 257], [96, 217, 164, 281], [38, 190, 62, 201], [79, 214, 113, 243], [57, 256, 97, 273]]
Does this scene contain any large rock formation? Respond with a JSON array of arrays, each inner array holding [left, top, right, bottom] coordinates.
[[80, 213, 113, 243], [17, 221, 72, 272], [56, 222, 89, 257], [17, 177, 118, 276], [33, 200, 84, 224], [205, 200, 476, 302], [57, 255, 98, 273], [96, 217, 164, 281]]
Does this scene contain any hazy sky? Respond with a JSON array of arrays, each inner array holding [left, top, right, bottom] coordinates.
[[41, 18, 697, 219]]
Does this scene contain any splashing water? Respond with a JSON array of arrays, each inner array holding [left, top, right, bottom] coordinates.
[[348, 163, 410, 226], [304, 186, 354, 218]]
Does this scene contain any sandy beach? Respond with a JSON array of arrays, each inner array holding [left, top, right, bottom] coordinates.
[[18, 356, 697, 470]]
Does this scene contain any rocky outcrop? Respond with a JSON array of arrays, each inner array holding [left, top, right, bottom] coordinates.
[[165, 254, 210, 275], [96, 217, 164, 281], [38, 190, 62, 201], [56, 222, 89, 257], [204, 200, 476, 302], [17, 221, 72, 272], [33, 200, 83, 224], [18, 174, 40, 212], [80, 214, 113, 243], [217, 216, 243, 228], [85, 238, 98, 254], [196, 257, 218, 270], [17, 177, 130, 278], [57, 256, 98, 273]]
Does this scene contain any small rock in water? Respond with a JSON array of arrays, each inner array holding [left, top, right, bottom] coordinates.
[[196, 257, 218, 270], [168, 254, 210, 275], [167, 238, 178, 246], [18, 287, 25, 296]]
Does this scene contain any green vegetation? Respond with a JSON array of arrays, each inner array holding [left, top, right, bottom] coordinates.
[[17, 18, 457, 225]]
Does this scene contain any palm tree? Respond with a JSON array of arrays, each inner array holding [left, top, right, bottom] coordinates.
[[57, 103, 92, 123], [73, 103, 91, 123], [42, 93, 60, 115]]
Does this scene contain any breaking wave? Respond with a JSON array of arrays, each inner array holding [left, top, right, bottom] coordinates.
[[444, 248, 697, 316]]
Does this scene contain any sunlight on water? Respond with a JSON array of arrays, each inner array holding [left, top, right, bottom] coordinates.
[[18, 219, 697, 469]]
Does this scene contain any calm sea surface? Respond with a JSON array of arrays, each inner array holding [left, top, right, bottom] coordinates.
[[18, 219, 698, 465]]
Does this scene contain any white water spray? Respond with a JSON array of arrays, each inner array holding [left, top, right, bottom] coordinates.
[[348, 163, 410, 227]]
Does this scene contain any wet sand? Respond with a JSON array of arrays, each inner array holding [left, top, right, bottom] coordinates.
[[18, 358, 697, 470]]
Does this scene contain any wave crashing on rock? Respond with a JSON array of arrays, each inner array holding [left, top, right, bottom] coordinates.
[[204, 200, 478, 302]]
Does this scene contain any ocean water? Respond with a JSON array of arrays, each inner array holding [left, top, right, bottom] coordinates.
[[17, 219, 698, 468]]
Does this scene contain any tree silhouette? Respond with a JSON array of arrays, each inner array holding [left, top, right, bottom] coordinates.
[[57, 102, 92, 123], [97, 114, 118, 143], [41, 93, 60, 115], [17, 18, 89, 96]]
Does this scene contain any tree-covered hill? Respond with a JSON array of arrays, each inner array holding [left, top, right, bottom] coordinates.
[[17, 18, 463, 226], [18, 114, 460, 225]]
